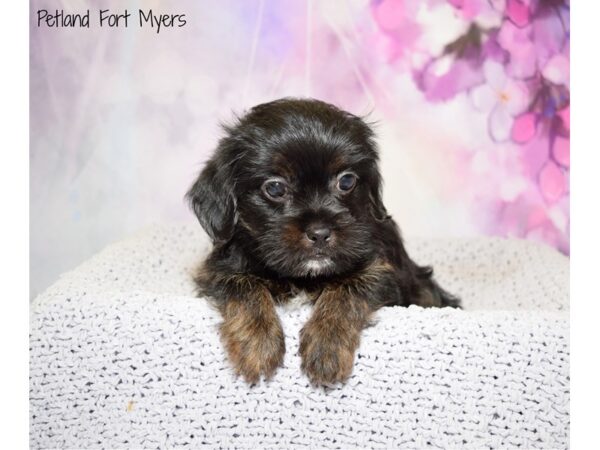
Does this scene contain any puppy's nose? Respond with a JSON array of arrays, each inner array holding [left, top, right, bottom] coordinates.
[[305, 225, 332, 245]]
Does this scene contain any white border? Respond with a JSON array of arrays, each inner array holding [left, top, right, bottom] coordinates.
[[0, 0, 29, 447], [571, 1, 600, 448], [4, 0, 594, 447]]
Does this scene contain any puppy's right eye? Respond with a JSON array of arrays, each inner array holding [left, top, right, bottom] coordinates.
[[262, 180, 288, 200]]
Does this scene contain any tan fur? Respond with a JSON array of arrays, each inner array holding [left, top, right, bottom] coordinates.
[[203, 258, 398, 385], [219, 285, 285, 383], [299, 286, 372, 385]]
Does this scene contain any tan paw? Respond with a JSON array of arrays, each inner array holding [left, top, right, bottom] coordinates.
[[220, 312, 285, 383], [299, 321, 357, 385]]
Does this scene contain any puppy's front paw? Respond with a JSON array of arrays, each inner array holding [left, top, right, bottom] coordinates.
[[299, 321, 358, 385], [220, 313, 285, 384]]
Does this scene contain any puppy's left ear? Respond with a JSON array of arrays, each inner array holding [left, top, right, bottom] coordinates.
[[368, 169, 390, 222], [186, 158, 237, 244]]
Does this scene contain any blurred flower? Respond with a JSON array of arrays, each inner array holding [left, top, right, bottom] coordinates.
[[470, 61, 529, 141], [447, 0, 504, 27], [532, 5, 569, 64], [371, 0, 422, 61], [542, 54, 569, 86], [552, 133, 569, 167], [414, 25, 506, 101], [370, 0, 569, 253], [497, 6, 568, 79], [506, 0, 530, 28], [415, 55, 484, 102], [510, 79, 569, 145], [557, 105, 569, 130], [511, 112, 537, 143], [497, 21, 536, 78], [373, 0, 407, 31], [538, 160, 566, 203]]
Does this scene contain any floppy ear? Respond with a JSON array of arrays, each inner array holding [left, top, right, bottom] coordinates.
[[368, 169, 390, 222], [186, 157, 237, 244]]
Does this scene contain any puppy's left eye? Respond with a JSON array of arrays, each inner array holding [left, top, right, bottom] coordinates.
[[337, 172, 358, 192]]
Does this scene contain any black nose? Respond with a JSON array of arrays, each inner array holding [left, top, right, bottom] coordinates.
[[305, 225, 332, 245]]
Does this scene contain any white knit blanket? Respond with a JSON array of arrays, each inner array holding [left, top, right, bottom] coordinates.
[[30, 224, 569, 449]]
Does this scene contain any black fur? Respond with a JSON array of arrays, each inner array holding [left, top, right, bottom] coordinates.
[[187, 98, 459, 384]]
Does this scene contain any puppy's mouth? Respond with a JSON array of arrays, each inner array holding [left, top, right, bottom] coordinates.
[[302, 255, 335, 277]]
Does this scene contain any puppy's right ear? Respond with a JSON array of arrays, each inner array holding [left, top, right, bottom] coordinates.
[[186, 158, 237, 244]]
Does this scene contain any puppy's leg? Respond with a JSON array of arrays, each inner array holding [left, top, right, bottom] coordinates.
[[299, 286, 371, 385], [217, 278, 285, 383], [299, 260, 411, 385]]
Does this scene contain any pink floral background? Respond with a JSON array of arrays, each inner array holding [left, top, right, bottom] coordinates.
[[411, 0, 570, 253], [30, 0, 569, 297]]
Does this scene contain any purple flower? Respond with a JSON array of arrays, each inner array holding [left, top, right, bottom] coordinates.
[[497, 6, 568, 79], [506, 0, 530, 28], [511, 112, 537, 143], [470, 61, 529, 141], [538, 160, 566, 203], [414, 25, 506, 102], [448, 0, 505, 27], [371, 0, 422, 61]]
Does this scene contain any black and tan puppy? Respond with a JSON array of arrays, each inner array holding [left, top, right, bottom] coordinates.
[[187, 98, 459, 386]]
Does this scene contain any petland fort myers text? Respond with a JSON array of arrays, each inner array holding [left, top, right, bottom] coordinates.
[[36, 9, 187, 33]]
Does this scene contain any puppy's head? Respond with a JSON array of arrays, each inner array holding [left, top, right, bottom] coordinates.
[[187, 98, 388, 278]]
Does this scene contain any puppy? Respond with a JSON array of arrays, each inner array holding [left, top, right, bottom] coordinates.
[[187, 98, 459, 386]]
